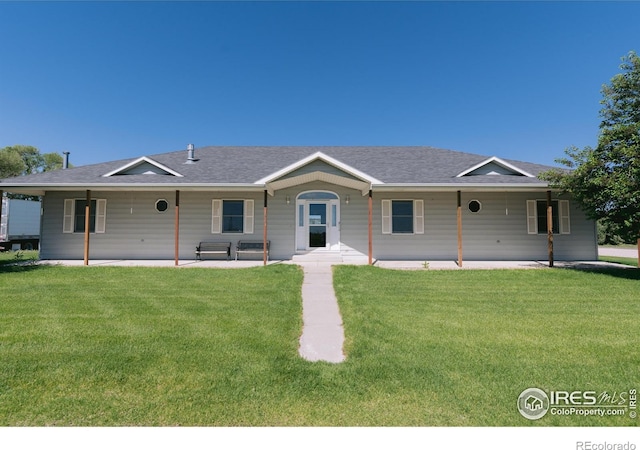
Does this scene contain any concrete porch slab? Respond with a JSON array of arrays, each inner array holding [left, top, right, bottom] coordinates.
[[38, 259, 281, 268], [35, 259, 633, 270]]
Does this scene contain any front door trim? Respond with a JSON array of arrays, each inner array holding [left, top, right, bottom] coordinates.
[[295, 190, 340, 251]]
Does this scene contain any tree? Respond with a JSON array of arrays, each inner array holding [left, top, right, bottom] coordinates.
[[0, 148, 26, 178], [12, 145, 43, 174], [542, 51, 640, 250], [41, 152, 64, 172], [0, 145, 66, 178], [597, 218, 626, 245]]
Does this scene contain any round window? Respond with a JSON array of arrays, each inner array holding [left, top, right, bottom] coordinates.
[[155, 199, 169, 213], [468, 200, 482, 213]]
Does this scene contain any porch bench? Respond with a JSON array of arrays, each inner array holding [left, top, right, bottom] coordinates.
[[235, 240, 270, 261], [195, 241, 231, 261]]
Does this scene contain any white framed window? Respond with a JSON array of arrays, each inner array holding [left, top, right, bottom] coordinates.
[[212, 199, 254, 234], [526, 199, 570, 235], [381, 199, 424, 235], [63, 198, 107, 234]]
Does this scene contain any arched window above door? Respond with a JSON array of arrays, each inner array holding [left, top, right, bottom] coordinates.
[[297, 191, 339, 200]]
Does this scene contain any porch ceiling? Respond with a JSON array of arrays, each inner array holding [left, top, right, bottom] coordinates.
[[265, 171, 371, 195]]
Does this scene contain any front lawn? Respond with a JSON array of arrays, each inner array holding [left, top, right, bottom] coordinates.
[[333, 266, 640, 426], [0, 250, 39, 266], [1, 264, 638, 426], [0, 264, 305, 426], [600, 255, 639, 267]]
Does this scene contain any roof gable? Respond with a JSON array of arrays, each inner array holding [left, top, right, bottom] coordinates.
[[456, 156, 534, 178], [254, 151, 382, 185], [265, 171, 372, 195], [102, 156, 184, 177], [278, 159, 363, 182]]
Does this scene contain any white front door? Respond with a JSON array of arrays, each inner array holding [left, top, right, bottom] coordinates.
[[296, 192, 340, 251]]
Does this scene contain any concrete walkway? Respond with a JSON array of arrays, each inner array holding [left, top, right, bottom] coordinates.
[[374, 259, 635, 270], [297, 263, 346, 363]]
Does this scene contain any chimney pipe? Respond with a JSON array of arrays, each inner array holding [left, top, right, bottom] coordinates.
[[63, 152, 70, 169], [185, 144, 197, 163]]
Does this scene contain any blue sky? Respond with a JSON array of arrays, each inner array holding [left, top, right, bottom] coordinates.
[[1, 1, 638, 168]]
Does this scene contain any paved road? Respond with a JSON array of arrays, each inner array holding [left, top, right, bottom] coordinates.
[[598, 246, 638, 258]]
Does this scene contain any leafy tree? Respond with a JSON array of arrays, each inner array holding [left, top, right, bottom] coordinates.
[[597, 219, 626, 245], [0, 148, 26, 178], [12, 145, 43, 174], [41, 152, 64, 172], [543, 51, 640, 245], [0, 145, 66, 179]]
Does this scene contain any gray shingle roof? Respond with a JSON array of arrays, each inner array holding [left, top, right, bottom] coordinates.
[[0, 146, 554, 188]]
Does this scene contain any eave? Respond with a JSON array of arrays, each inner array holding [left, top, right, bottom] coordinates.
[[372, 182, 551, 192], [1, 177, 554, 197], [0, 183, 266, 196]]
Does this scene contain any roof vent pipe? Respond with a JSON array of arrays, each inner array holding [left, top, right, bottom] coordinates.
[[186, 144, 197, 163], [62, 151, 70, 169]]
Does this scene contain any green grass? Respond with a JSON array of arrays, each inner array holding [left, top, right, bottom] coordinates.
[[0, 264, 306, 426], [333, 266, 640, 426], [0, 250, 39, 266], [600, 255, 639, 267], [1, 263, 639, 426]]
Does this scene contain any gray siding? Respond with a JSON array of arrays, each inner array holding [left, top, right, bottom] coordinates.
[[372, 191, 597, 261], [373, 192, 457, 260], [41, 191, 265, 260], [40, 188, 597, 261], [459, 192, 597, 260]]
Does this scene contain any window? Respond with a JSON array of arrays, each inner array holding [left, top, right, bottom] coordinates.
[[223, 200, 244, 233], [537, 201, 559, 234], [526, 200, 570, 235], [212, 199, 254, 234], [63, 198, 107, 234], [155, 199, 169, 213], [381, 199, 424, 235], [392, 200, 414, 233], [468, 200, 482, 213], [75, 200, 96, 232], [298, 192, 339, 200]]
